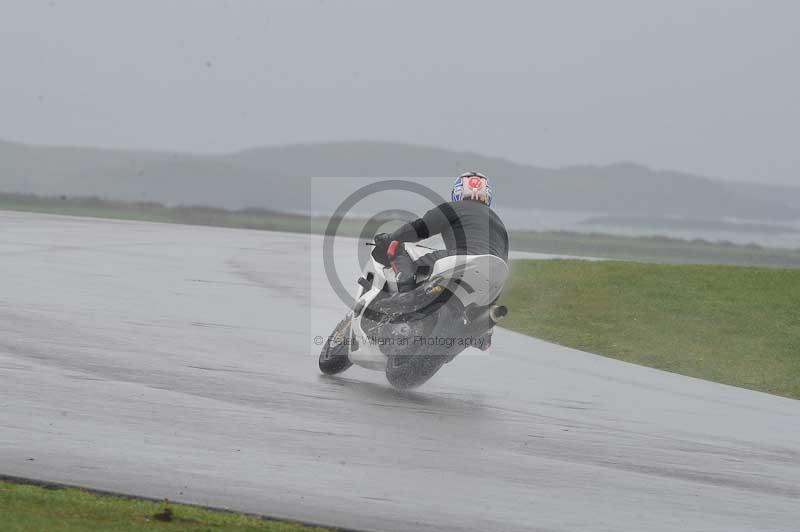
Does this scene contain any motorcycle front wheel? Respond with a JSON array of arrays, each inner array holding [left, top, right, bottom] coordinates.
[[318, 317, 353, 375]]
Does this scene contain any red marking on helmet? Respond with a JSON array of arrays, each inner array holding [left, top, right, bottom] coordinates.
[[468, 176, 483, 189], [387, 240, 399, 258]]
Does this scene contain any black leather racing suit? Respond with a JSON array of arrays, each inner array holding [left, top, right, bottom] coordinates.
[[385, 200, 509, 292]]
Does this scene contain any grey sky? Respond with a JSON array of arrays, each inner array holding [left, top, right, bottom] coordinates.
[[1, 0, 798, 184]]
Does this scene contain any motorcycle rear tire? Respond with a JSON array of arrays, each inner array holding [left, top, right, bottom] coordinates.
[[385, 353, 447, 389], [384, 300, 462, 389]]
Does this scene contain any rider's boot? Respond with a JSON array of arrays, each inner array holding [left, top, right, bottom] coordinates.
[[476, 328, 493, 351], [387, 241, 417, 293]]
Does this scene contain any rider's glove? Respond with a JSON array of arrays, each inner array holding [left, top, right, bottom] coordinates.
[[374, 232, 391, 251], [373, 233, 392, 265]]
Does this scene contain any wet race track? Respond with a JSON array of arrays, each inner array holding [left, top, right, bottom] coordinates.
[[1, 211, 799, 531]]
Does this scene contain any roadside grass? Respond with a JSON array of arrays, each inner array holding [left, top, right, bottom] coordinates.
[[0, 479, 330, 532], [500, 260, 800, 399], [3, 192, 800, 268]]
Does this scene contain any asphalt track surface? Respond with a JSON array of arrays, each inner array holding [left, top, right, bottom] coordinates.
[[2, 211, 799, 532]]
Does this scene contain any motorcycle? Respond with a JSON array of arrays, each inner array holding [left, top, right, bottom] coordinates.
[[318, 239, 509, 389]]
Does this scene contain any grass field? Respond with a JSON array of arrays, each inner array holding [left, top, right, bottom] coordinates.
[[0, 479, 330, 532], [3, 192, 800, 268], [500, 259, 800, 399]]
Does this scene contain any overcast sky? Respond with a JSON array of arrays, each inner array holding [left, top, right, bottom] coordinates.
[[1, 0, 798, 184]]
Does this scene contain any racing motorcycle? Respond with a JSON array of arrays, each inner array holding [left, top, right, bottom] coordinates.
[[318, 239, 509, 389]]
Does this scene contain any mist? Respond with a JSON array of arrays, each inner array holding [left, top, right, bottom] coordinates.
[[1, 0, 798, 184]]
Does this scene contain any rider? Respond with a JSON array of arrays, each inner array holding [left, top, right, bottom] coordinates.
[[374, 171, 509, 294]]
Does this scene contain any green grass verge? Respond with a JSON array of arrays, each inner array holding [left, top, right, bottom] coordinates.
[[500, 260, 800, 399], [3, 192, 800, 268], [0, 479, 331, 532]]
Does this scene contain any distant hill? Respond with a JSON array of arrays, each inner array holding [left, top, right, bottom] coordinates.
[[1, 139, 798, 221], [726, 181, 800, 215]]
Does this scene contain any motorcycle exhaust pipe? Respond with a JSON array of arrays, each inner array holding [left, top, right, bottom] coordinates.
[[467, 304, 509, 332], [489, 304, 508, 322]]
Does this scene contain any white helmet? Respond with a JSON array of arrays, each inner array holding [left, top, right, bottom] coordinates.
[[451, 172, 493, 206]]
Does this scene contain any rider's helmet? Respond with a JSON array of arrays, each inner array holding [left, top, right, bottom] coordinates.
[[451, 171, 493, 207]]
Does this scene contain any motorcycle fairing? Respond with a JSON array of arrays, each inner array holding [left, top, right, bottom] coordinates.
[[348, 243, 508, 371]]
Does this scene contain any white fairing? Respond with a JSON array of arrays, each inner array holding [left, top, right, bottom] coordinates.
[[348, 243, 509, 371], [348, 260, 390, 370], [429, 254, 508, 307]]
